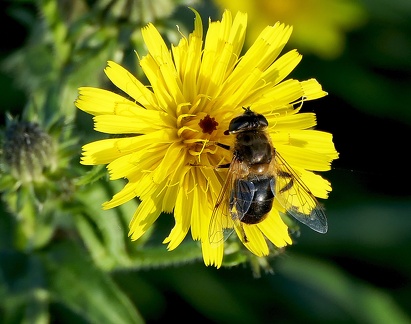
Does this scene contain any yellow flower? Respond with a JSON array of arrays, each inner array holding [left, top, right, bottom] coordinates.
[[75, 9, 338, 268], [214, 0, 367, 59]]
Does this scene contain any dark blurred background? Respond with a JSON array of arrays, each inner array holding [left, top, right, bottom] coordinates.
[[1, 0, 411, 323]]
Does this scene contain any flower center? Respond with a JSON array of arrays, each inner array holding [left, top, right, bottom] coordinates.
[[176, 112, 223, 161], [198, 115, 219, 135]]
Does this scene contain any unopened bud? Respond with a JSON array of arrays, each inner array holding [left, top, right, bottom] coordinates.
[[3, 121, 55, 183]]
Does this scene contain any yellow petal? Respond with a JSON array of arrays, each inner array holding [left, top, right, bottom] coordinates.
[[129, 198, 162, 241], [268, 113, 317, 132], [241, 225, 269, 257], [81, 138, 125, 165], [258, 209, 292, 247], [197, 10, 247, 97], [272, 129, 339, 160], [201, 210, 224, 268], [301, 79, 328, 100], [106, 153, 141, 180], [76, 87, 135, 116], [255, 79, 304, 110], [163, 175, 192, 250], [104, 61, 157, 108], [140, 24, 185, 107], [172, 9, 203, 102], [227, 22, 292, 85], [151, 142, 185, 184], [160, 160, 189, 213], [261, 49, 302, 86], [298, 169, 332, 199], [93, 109, 165, 134], [276, 143, 334, 171], [103, 181, 139, 209]]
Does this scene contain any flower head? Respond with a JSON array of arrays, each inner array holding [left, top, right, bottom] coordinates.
[[214, 0, 367, 59], [75, 9, 338, 268]]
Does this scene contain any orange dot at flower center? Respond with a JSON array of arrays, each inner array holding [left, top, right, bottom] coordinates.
[[198, 115, 218, 135]]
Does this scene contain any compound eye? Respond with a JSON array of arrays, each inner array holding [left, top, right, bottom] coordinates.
[[228, 116, 250, 133], [227, 109, 269, 133], [257, 115, 268, 128]]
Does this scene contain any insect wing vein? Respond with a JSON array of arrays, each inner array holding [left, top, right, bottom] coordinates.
[[273, 151, 328, 233], [209, 158, 238, 246], [233, 179, 255, 216]]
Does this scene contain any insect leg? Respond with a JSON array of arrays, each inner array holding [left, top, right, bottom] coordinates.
[[216, 142, 231, 151], [278, 170, 294, 193], [214, 142, 232, 169], [216, 162, 231, 169]]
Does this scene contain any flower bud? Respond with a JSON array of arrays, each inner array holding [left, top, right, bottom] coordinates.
[[3, 120, 56, 183]]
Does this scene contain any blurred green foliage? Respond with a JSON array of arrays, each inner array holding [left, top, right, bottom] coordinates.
[[1, 0, 411, 323]]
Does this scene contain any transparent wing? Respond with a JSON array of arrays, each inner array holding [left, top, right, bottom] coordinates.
[[233, 179, 255, 216], [209, 159, 252, 246], [273, 150, 328, 233]]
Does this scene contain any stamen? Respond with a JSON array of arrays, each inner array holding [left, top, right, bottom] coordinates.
[[198, 115, 218, 134]]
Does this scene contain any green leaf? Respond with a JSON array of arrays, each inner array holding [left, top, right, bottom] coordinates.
[[75, 165, 107, 186], [0, 251, 49, 324], [125, 242, 203, 269], [73, 181, 136, 270], [42, 241, 144, 324]]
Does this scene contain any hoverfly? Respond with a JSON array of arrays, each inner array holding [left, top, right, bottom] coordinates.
[[209, 107, 328, 245]]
